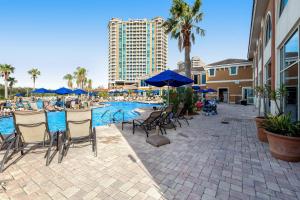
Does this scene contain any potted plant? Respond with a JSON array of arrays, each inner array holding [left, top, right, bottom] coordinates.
[[263, 114, 300, 162], [254, 86, 268, 142]]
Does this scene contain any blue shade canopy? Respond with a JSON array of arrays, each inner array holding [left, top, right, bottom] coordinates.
[[32, 88, 51, 94], [88, 92, 97, 96], [152, 90, 160, 95], [192, 85, 201, 90], [73, 89, 88, 95], [145, 70, 193, 87], [15, 93, 24, 97], [55, 87, 73, 95], [206, 88, 217, 93]]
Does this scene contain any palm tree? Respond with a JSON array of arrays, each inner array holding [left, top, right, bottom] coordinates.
[[74, 67, 87, 89], [163, 0, 205, 79], [63, 74, 73, 88], [0, 64, 15, 99], [28, 68, 41, 90], [7, 77, 17, 97], [87, 79, 92, 91]]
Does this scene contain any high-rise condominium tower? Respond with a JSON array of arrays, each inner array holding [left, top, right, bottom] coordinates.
[[108, 17, 168, 88]]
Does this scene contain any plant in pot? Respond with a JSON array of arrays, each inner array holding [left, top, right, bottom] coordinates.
[[254, 85, 269, 142], [262, 114, 300, 162]]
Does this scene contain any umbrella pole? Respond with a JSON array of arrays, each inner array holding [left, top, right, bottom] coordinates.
[[168, 84, 170, 105]]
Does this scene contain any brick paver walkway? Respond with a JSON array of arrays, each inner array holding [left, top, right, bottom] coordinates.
[[1, 104, 300, 200]]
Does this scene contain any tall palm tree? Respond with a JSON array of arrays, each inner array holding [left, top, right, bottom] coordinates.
[[8, 77, 17, 97], [0, 64, 15, 99], [74, 67, 87, 89], [163, 0, 205, 79], [28, 68, 41, 90], [63, 74, 73, 88], [87, 79, 92, 91]]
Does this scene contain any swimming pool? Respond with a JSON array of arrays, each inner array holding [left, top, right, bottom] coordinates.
[[0, 102, 159, 135]]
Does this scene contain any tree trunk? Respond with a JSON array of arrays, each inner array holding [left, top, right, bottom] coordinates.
[[33, 78, 36, 90], [4, 79, 8, 99], [184, 45, 191, 79]]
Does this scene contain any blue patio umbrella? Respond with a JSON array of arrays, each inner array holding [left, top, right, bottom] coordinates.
[[88, 92, 97, 96], [32, 88, 51, 94], [55, 87, 73, 95], [192, 85, 201, 90], [15, 93, 24, 97], [73, 89, 88, 95], [205, 88, 217, 93], [145, 70, 194, 104], [152, 90, 160, 95]]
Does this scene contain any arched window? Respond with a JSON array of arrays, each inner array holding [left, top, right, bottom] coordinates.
[[265, 14, 272, 46], [279, 0, 288, 17]]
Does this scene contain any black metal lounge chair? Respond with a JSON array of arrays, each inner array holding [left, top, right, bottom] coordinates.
[[133, 110, 163, 137], [158, 104, 176, 134], [0, 110, 60, 172], [173, 103, 189, 127], [61, 109, 97, 162]]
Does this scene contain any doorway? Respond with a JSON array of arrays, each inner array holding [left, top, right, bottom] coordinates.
[[218, 88, 228, 103], [242, 87, 254, 104]]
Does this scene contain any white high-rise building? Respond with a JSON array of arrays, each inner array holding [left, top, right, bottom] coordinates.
[[108, 17, 168, 88]]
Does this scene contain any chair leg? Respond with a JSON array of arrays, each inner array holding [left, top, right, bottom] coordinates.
[[46, 135, 55, 166], [184, 117, 189, 126], [93, 129, 97, 157], [0, 138, 16, 173], [132, 121, 135, 134], [58, 133, 64, 163], [142, 126, 149, 137], [176, 118, 181, 127]]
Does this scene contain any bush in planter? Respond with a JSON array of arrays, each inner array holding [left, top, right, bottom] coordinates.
[[263, 114, 300, 137], [262, 114, 300, 162]]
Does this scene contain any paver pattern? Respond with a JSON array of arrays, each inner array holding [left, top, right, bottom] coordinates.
[[1, 104, 300, 200]]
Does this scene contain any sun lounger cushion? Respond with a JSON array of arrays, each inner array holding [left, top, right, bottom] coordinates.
[[146, 135, 170, 147]]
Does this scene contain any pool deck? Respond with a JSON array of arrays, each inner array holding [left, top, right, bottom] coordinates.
[[1, 104, 300, 200]]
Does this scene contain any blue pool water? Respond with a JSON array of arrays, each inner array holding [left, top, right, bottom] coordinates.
[[0, 102, 159, 135]]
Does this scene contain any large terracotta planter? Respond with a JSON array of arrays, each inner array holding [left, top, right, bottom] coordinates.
[[265, 130, 300, 162], [255, 117, 268, 142]]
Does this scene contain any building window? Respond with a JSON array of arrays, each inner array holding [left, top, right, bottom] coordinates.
[[280, 30, 299, 121], [279, 0, 288, 17], [208, 69, 215, 77], [193, 74, 198, 84], [229, 66, 238, 75], [265, 14, 272, 46], [201, 73, 206, 84]]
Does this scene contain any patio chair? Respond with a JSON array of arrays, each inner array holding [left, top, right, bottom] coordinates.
[[0, 111, 60, 172], [133, 110, 163, 137], [61, 109, 97, 161], [158, 105, 176, 134], [173, 103, 189, 127]]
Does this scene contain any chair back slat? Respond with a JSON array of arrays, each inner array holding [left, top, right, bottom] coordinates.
[[144, 110, 162, 124], [13, 111, 48, 143], [66, 109, 92, 138], [66, 109, 92, 121]]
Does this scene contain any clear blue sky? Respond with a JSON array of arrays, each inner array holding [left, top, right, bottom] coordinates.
[[0, 0, 252, 89]]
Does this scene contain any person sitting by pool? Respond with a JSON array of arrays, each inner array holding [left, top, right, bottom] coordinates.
[[54, 98, 64, 110], [44, 101, 55, 111]]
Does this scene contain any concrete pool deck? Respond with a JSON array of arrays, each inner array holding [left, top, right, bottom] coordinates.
[[1, 104, 300, 200]]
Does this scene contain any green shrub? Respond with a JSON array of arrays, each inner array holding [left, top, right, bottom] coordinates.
[[263, 114, 300, 137]]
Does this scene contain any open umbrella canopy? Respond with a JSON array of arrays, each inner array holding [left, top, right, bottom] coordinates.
[[55, 87, 73, 95], [192, 85, 201, 90], [73, 89, 88, 95], [152, 90, 160, 95], [205, 88, 217, 93], [145, 70, 193, 87], [15, 93, 24, 97], [31, 88, 51, 94]]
